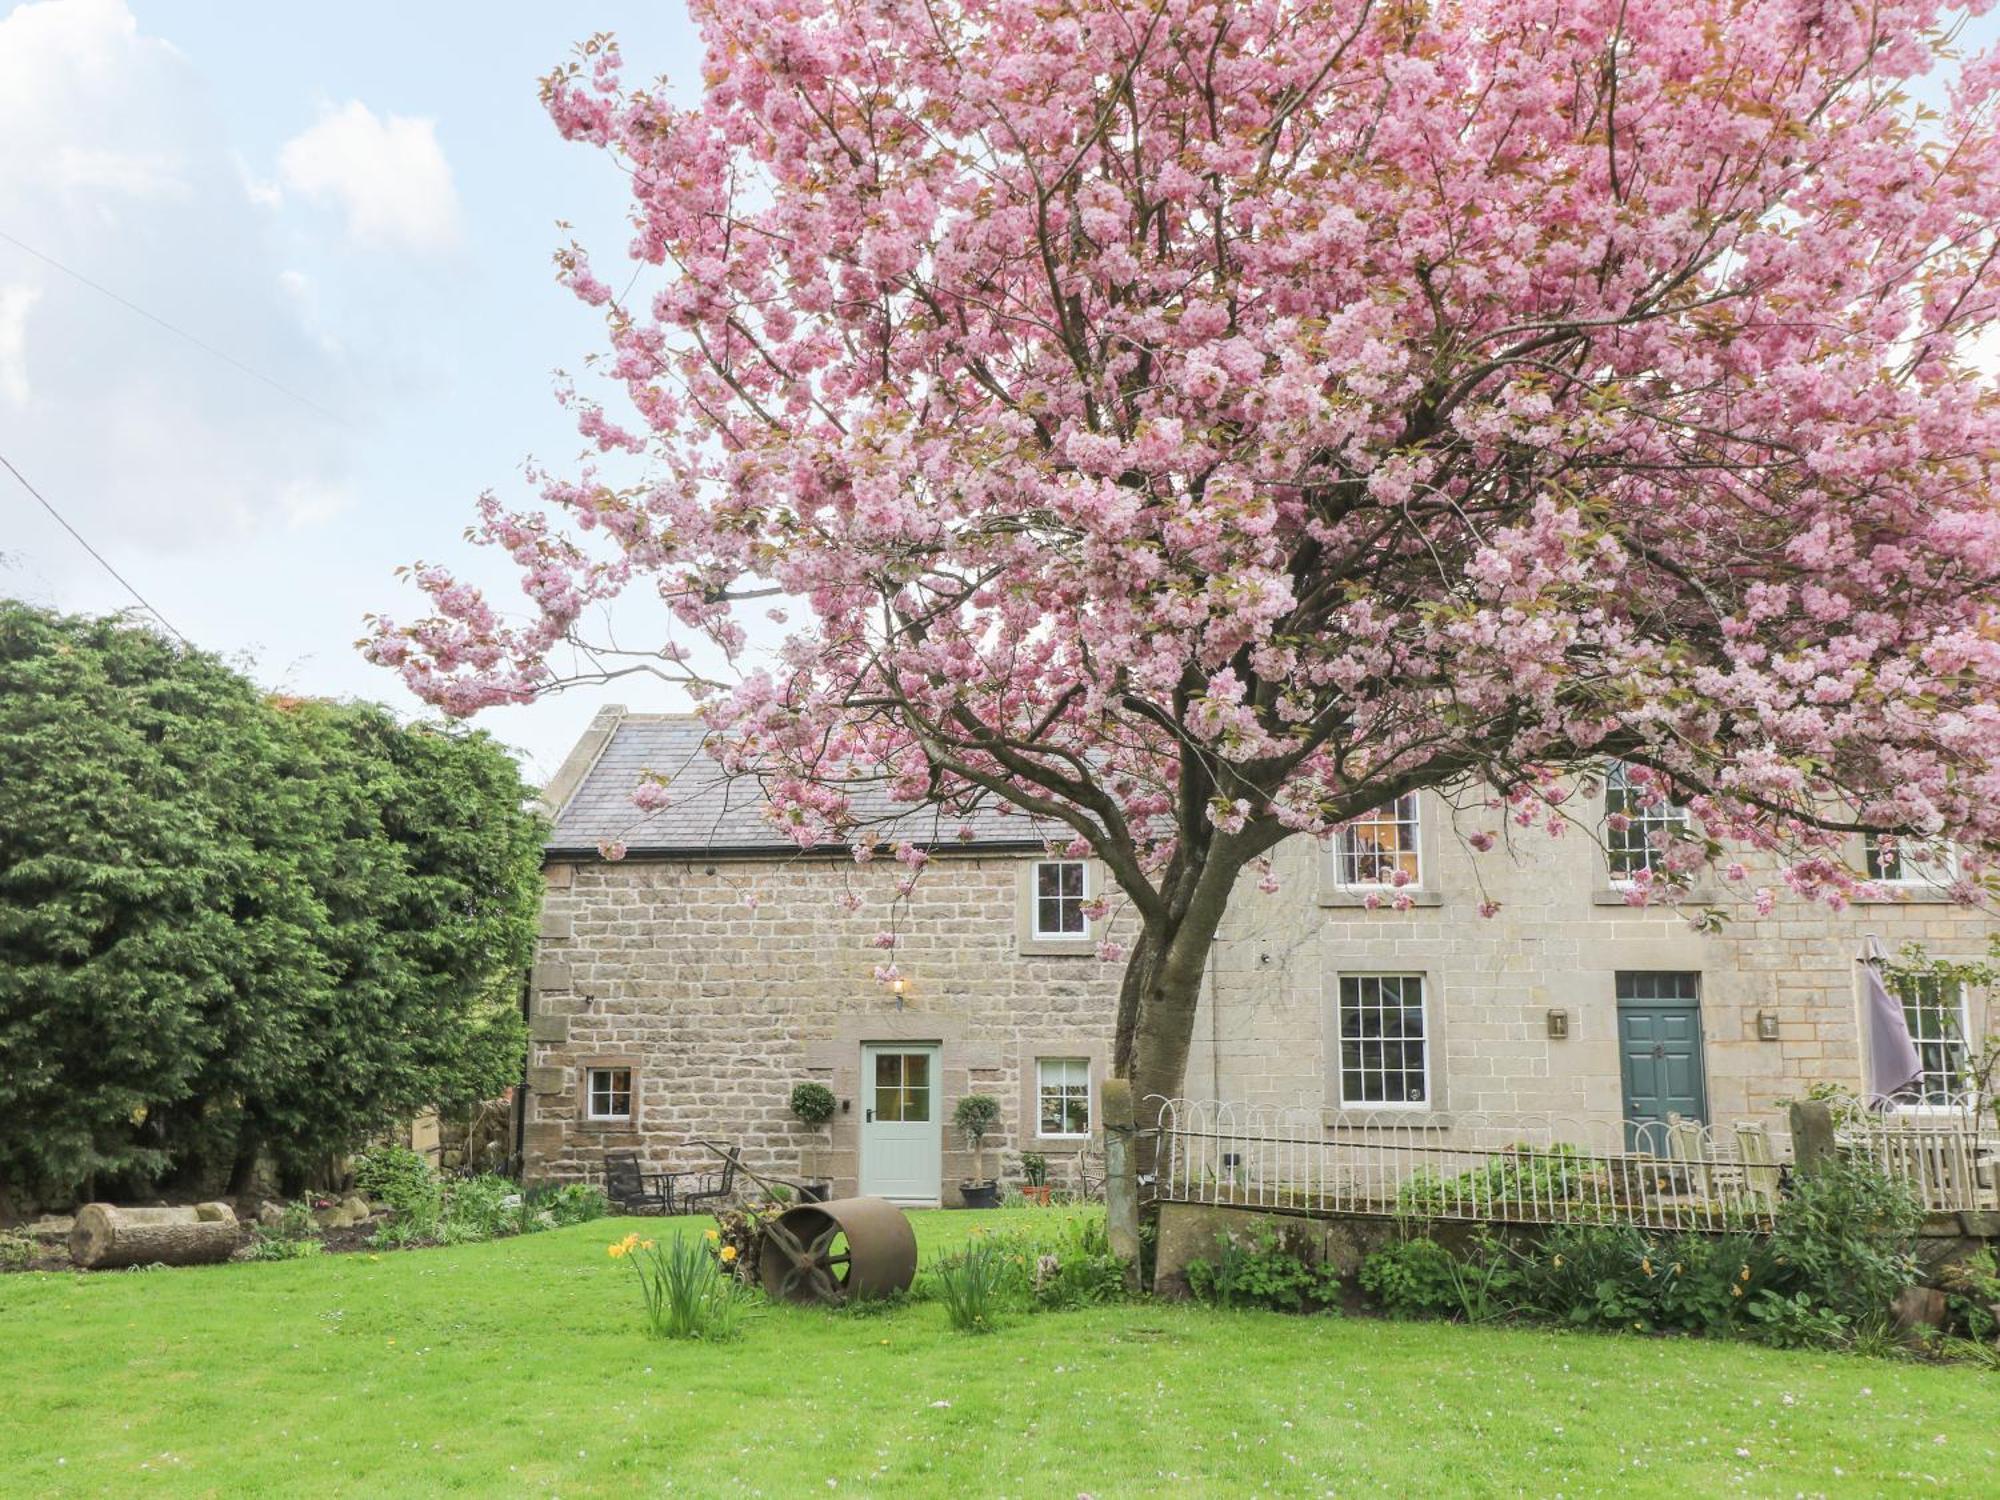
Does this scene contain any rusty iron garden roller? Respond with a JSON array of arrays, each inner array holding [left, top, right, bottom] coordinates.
[[757, 1196, 916, 1306]]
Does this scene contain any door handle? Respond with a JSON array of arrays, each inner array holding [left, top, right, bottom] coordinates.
[[865, 1108, 874, 1123]]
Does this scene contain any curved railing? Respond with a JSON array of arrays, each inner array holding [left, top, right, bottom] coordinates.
[[1151, 1094, 1999, 1226], [1149, 1096, 1790, 1230]]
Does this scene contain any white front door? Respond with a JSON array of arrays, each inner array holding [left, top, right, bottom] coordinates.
[[860, 1044, 942, 1204]]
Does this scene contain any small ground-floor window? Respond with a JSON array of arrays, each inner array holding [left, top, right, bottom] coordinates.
[[1337, 974, 1428, 1106], [1892, 974, 1971, 1106], [586, 1066, 634, 1121], [1037, 1057, 1091, 1137]]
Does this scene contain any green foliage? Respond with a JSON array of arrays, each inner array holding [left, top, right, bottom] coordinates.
[[1021, 1152, 1049, 1187], [0, 1233, 33, 1271], [0, 604, 544, 1205], [788, 1082, 837, 1127], [1395, 1144, 1593, 1216], [248, 1198, 324, 1262], [618, 1231, 750, 1341], [1764, 1154, 1921, 1330], [529, 1182, 611, 1228], [1939, 1247, 2000, 1341], [437, 1175, 517, 1245], [1189, 1230, 1344, 1313], [354, 1146, 444, 1240], [1359, 1236, 1495, 1320], [909, 1213, 1125, 1321], [928, 1241, 1011, 1332], [1938, 1335, 2000, 1372], [352, 1152, 580, 1250], [1357, 1159, 1922, 1349], [953, 1093, 1000, 1145], [1027, 1213, 1126, 1309]]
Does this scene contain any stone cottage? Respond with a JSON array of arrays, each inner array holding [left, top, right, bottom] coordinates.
[[522, 707, 1996, 1203]]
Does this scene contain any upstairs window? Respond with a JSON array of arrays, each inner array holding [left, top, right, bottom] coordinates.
[[1334, 795, 1422, 889], [1032, 860, 1089, 939], [1864, 835, 1957, 888], [1605, 764, 1689, 882], [586, 1067, 633, 1121]]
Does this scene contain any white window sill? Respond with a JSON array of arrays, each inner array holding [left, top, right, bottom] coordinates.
[[1852, 886, 1956, 905], [1323, 1108, 1453, 1130], [1019, 934, 1096, 957], [1591, 887, 1713, 907], [1319, 889, 1443, 909]]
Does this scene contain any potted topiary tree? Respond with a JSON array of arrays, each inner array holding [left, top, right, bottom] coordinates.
[[788, 1082, 837, 1203], [954, 1093, 1002, 1208]]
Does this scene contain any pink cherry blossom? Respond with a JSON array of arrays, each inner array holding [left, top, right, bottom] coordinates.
[[375, 1, 2000, 1109]]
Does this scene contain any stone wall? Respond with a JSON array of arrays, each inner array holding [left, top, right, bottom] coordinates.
[[528, 785, 1997, 1193], [527, 854, 1126, 1199], [1184, 799, 1998, 1132]]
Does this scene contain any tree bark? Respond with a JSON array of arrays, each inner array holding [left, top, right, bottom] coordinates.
[[68, 1203, 240, 1269], [1115, 862, 1243, 1174]]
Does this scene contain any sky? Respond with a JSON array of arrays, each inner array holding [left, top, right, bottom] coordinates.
[[6, 1, 2000, 788], [0, 0, 704, 783]]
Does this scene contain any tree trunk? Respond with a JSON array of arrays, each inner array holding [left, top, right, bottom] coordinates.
[[1115, 889, 1236, 1176], [227, 1129, 263, 1200], [69, 1202, 240, 1269]]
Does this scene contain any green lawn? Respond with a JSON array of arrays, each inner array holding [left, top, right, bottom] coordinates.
[[3, 1209, 1995, 1497]]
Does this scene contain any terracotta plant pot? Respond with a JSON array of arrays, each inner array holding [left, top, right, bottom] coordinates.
[[1019, 1185, 1052, 1206]]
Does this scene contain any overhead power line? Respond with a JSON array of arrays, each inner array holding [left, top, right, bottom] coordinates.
[[0, 228, 350, 428], [0, 450, 191, 647]]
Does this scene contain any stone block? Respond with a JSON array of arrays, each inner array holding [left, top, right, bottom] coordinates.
[[526, 1065, 568, 1095], [528, 1013, 569, 1044], [532, 960, 573, 993]]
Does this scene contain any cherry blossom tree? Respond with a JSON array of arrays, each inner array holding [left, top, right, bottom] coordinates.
[[372, 0, 2000, 1113]]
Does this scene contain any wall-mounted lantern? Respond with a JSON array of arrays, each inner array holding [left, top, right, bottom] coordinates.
[[1546, 1008, 1569, 1040]]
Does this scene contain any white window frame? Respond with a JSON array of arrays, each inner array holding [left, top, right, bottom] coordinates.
[[1604, 763, 1689, 885], [1332, 794, 1423, 891], [1334, 973, 1431, 1110], [585, 1066, 634, 1122], [1030, 859, 1091, 941], [1890, 974, 1974, 1112], [1035, 1057, 1092, 1139], [1863, 834, 1959, 889]]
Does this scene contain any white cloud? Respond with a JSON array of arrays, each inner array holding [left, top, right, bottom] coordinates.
[[278, 102, 462, 256], [0, 286, 38, 405], [0, 0, 352, 551]]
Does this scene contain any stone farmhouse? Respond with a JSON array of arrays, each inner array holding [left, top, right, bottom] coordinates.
[[521, 707, 1996, 1205]]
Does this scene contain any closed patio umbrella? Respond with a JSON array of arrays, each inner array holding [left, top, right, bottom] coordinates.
[[1860, 934, 1924, 1107]]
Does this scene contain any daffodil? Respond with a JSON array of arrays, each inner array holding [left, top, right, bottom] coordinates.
[[705, 1228, 720, 1242], [720, 1244, 738, 1263]]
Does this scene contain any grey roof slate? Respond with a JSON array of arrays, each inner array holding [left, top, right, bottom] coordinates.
[[545, 714, 1050, 855]]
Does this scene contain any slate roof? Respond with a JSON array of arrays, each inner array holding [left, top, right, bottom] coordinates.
[[545, 714, 1050, 856]]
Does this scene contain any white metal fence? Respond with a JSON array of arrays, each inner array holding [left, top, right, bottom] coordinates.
[[1153, 1096, 2000, 1231], [1837, 1100, 1999, 1214]]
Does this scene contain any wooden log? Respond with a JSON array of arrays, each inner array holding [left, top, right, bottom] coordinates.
[[68, 1202, 239, 1269]]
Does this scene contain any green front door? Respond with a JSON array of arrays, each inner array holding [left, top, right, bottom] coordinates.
[[1616, 972, 1707, 1149]]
